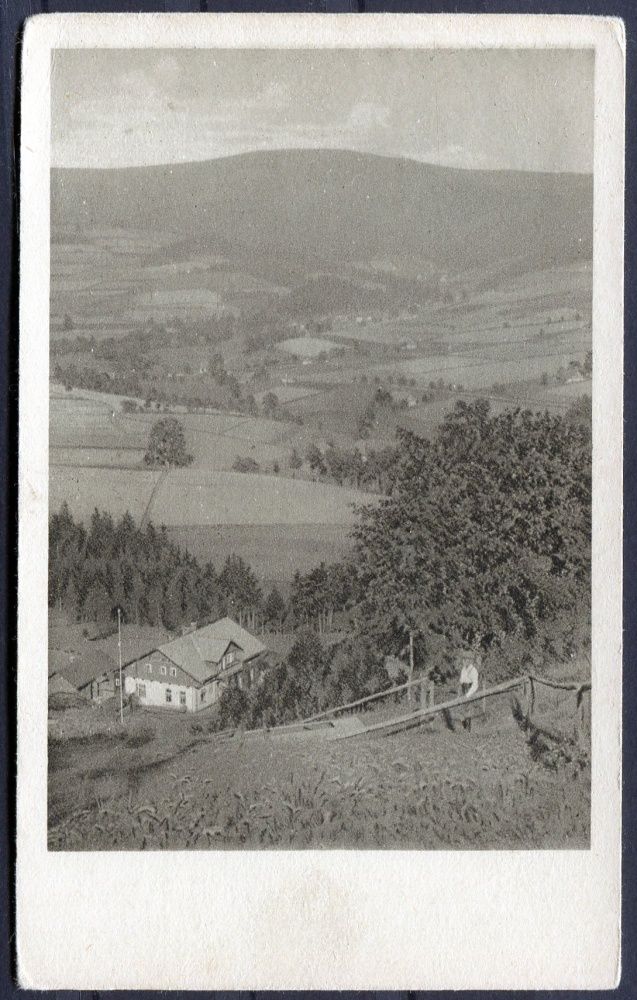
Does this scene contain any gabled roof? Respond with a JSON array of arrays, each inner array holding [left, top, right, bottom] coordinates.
[[48, 647, 117, 691], [158, 617, 266, 684]]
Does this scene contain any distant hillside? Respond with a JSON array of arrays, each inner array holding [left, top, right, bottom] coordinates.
[[51, 149, 593, 275]]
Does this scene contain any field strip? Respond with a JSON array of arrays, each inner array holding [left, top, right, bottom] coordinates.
[[51, 443, 143, 452], [455, 387, 589, 412], [392, 347, 590, 381]]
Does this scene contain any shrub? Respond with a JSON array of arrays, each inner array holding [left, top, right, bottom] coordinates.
[[218, 686, 250, 729], [124, 724, 156, 748], [232, 456, 260, 473]]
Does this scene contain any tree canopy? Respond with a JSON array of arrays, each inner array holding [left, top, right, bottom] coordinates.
[[352, 400, 590, 678], [144, 418, 193, 468]]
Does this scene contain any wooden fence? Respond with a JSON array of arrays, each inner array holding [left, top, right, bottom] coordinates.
[[302, 675, 433, 723], [305, 672, 591, 743], [236, 672, 591, 743]]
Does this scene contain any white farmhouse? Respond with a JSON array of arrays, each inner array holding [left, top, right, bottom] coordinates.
[[123, 617, 266, 712]]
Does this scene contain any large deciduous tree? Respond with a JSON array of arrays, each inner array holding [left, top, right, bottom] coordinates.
[[352, 400, 591, 679], [144, 418, 193, 468]]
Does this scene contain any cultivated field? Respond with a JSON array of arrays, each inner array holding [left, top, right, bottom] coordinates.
[[50, 467, 163, 522], [51, 386, 313, 473], [168, 523, 353, 587], [50, 385, 372, 582], [149, 469, 367, 526], [48, 687, 590, 850], [50, 235, 592, 590]]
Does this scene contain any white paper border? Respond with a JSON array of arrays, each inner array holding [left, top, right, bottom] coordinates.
[[16, 13, 625, 990]]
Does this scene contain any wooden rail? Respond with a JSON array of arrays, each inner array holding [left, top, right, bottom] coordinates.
[[333, 676, 529, 741], [235, 672, 591, 744], [528, 674, 591, 693], [301, 676, 428, 723]]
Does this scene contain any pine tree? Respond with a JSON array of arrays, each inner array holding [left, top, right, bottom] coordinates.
[[264, 586, 286, 630], [82, 578, 113, 623]]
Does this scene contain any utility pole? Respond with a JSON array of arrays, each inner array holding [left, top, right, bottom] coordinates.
[[117, 607, 124, 725]]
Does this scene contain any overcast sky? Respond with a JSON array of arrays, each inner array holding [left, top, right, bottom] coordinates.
[[51, 48, 594, 172]]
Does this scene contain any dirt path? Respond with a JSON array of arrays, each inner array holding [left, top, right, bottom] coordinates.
[[139, 467, 169, 529]]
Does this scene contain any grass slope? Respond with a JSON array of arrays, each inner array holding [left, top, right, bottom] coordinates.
[[48, 689, 590, 850]]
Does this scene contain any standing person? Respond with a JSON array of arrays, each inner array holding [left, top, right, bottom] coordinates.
[[458, 652, 480, 731]]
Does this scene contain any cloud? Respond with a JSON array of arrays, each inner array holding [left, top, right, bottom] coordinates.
[[347, 101, 389, 131], [51, 50, 593, 172]]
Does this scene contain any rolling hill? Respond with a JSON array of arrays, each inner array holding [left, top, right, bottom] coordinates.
[[51, 148, 593, 277]]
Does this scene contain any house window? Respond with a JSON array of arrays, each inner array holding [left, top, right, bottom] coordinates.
[[179, 691, 186, 707], [238, 675, 244, 690], [148, 663, 153, 673], [115, 676, 120, 687], [170, 667, 177, 677], [166, 688, 172, 704], [227, 649, 235, 665], [137, 683, 146, 698], [160, 665, 167, 675], [200, 689, 206, 703]]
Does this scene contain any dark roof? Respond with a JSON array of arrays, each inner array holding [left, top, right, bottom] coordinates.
[[48, 647, 118, 690], [48, 672, 80, 696]]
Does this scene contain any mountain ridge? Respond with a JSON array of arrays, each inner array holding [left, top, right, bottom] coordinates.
[[51, 148, 593, 276]]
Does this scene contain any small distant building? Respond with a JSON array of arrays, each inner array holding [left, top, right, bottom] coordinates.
[[123, 617, 267, 712], [48, 621, 174, 703], [48, 647, 119, 702]]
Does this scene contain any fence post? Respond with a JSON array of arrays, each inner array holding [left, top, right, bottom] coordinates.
[[574, 687, 586, 747], [419, 677, 427, 709], [408, 631, 415, 705], [527, 676, 535, 721]]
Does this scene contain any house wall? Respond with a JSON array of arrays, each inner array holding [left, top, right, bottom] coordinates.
[[219, 652, 263, 690], [124, 674, 198, 711], [193, 677, 221, 712], [124, 649, 193, 687], [86, 673, 117, 702], [120, 640, 266, 713]]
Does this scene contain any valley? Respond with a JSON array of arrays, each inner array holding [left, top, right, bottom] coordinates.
[[49, 149, 592, 586]]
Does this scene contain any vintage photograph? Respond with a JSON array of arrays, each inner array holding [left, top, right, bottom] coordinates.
[[46, 44, 595, 851]]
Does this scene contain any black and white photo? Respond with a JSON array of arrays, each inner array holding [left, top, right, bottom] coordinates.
[[16, 13, 623, 990]]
